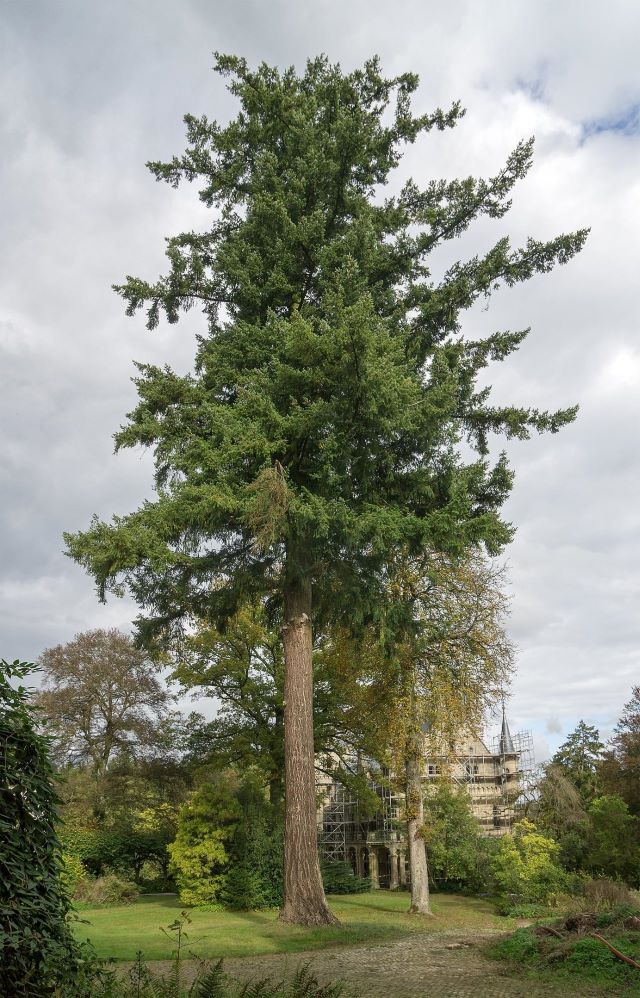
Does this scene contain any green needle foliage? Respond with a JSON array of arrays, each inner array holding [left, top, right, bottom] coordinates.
[[65, 54, 587, 923]]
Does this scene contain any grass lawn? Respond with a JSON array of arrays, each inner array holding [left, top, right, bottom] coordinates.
[[73, 891, 516, 962]]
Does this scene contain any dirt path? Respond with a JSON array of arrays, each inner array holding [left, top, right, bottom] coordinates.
[[143, 930, 616, 997]]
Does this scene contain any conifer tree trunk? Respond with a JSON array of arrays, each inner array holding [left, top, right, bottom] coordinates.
[[279, 558, 337, 925], [406, 733, 433, 916]]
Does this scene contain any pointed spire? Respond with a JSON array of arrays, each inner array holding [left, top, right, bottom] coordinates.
[[499, 704, 515, 755]]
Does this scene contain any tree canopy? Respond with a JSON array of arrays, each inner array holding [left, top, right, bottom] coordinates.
[[37, 629, 174, 773], [65, 54, 586, 637], [551, 720, 605, 804]]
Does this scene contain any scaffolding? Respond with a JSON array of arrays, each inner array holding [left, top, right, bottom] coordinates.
[[319, 724, 536, 856], [370, 772, 402, 844], [489, 726, 536, 824], [321, 779, 355, 862], [320, 764, 402, 860]]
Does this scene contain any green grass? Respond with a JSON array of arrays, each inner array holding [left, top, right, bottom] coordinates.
[[73, 891, 515, 962]]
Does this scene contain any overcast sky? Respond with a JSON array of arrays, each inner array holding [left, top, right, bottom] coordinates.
[[2, 0, 639, 760]]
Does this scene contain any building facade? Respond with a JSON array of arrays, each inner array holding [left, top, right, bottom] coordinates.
[[319, 711, 531, 889]]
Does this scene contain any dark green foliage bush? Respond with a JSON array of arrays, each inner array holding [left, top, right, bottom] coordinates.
[[221, 864, 270, 911], [320, 860, 370, 895], [0, 659, 83, 996], [225, 778, 285, 909]]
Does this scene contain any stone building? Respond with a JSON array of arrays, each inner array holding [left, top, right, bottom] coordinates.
[[320, 710, 531, 889]]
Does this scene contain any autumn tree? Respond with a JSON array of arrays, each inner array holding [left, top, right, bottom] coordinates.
[[37, 629, 173, 773], [65, 55, 586, 924], [321, 551, 513, 913], [384, 551, 513, 914]]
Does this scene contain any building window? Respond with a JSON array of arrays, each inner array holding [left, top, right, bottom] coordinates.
[[427, 765, 440, 776]]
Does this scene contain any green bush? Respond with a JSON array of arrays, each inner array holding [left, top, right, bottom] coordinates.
[[321, 860, 370, 895], [221, 863, 269, 911], [0, 659, 84, 996], [226, 777, 284, 908], [169, 781, 241, 908], [491, 819, 569, 904]]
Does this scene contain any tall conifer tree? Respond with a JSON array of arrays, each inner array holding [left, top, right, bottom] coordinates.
[[65, 55, 587, 925]]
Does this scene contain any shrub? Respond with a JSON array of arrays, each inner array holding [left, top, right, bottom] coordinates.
[[74, 874, 139, 906], [168, 781, 241, 907], [221, 863, 268, 911], [0, 659, 84, 996], [321, 860, 370, 895], [226, 778, 284, 908], [491, 819, 569, 904], [60, 853, 88, 898]]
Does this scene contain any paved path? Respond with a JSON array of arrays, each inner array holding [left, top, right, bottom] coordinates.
[[146, 930, 619, 997]]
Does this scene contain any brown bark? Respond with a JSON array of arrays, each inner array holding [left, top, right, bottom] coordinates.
[[279, 561, 338, 926], [406, 741, 433, 916]]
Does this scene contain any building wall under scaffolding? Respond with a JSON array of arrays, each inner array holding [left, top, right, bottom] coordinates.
[[318, 726, 535, 887]]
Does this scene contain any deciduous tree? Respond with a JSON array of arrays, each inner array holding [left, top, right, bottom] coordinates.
[[65, 55, 586, 924], [386, 551, 513, 914], [37, 629, 173, 773]]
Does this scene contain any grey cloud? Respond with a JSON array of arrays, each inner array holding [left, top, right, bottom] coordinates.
[[1, 0, 639, 750]]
